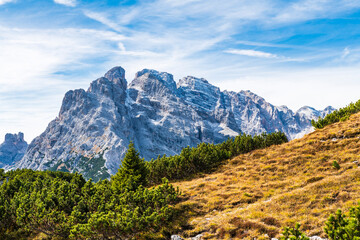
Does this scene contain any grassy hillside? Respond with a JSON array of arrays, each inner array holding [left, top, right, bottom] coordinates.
[[173, 112, 360, 239]]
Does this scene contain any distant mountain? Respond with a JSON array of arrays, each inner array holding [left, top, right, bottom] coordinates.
[[16, 67, 334, 180], [0, 132, 28, 168]]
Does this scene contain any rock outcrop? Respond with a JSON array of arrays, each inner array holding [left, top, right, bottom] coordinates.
[[0, 132, 28, 168]]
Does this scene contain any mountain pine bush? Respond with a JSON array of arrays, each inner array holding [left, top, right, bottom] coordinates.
[[325, 205, 360, 240], [312, 100, 360, 129], [280, 223, 309, 240], [332, 160, 341, 170], [0, 166, 179, 239]]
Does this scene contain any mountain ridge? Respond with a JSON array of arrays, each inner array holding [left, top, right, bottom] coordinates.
[[13, 66, 334, 179]]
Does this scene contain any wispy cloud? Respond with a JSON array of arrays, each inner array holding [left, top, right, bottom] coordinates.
[[54, 0, 77, 7], [273, 0, 360, 24], [0, 26, 127, 92], [342, 47, 350, 58], [83, 11, 125, 32], [0, 0, 15, 5], [236, 40, 317, 51], [225, 49, 279, 58]]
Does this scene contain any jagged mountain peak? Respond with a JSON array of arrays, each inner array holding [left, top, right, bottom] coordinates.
[[104, 66, 127, 89], [5, 132, 25, 143], [177, 76, 221, 112], [135, 69, 174, 82], [277, 105, 291, 112], [129, 69, 177, 97], [239, 90, 265, 101], [177, 76, 219, 94], [16, 66, 335, 180], [296, 106, 320, 119], [179, 75, 209, 84], [133, 69, 176, 91], [296, 105, 335, 119], [0, 132, 28, 168], [59, 88, 92, 117], [324, 106, 336, 113]]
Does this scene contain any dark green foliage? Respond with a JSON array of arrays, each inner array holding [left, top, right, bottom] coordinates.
[[280, 223, 309, 240], [0, 168, 179, 239], [333, 160, 341, 170], [112, 142, 149, 192], [325, 206, 360, 240], [312, 100, 360, 129], [70, 179, 178, 240], [147, 132, 288, 184]]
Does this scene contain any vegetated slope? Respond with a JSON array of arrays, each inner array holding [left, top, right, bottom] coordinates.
[[173, 112, 360, 239], [312, 99, 360, 129]]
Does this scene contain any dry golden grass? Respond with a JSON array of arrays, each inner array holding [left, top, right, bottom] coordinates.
[[173, 112, 360, 239]]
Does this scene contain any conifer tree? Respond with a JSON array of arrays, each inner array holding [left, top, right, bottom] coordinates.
[[111, 142, 148, 192]]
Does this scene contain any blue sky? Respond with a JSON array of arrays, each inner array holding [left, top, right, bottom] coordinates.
[[1, 0, 360, 141]]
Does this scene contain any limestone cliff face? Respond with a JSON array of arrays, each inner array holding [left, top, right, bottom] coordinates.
[[16, 66, 334, 180], [0, 132, 28, 168]]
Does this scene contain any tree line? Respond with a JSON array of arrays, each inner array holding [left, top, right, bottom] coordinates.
[[147, 132, 288, 184]]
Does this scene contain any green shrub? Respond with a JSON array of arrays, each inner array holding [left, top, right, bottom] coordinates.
[[325, 206, 360, 240], [333, 160, 341, 170], [280, 223, 309, 240]]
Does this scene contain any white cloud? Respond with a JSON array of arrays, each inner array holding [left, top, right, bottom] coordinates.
[[54, 0, 77, 7], [225, 49, 278, 58], [83, 11, 124, 32], [273, 0, 360, 24], [342, 47, 350, 58], [0, 0, 14, 5]]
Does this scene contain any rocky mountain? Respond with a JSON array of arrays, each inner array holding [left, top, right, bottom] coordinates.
[[16, 67, 334, 180], [0, 132, 28, 168]]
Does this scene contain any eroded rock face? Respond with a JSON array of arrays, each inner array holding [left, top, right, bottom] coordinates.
[[16, 66, 334, 179], [0, 132, 28, 168]]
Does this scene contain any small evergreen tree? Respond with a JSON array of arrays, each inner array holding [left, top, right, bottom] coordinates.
[[333, 160, 341, 170], [111, 142, 148, 192], [280, 223, 309, 240]]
